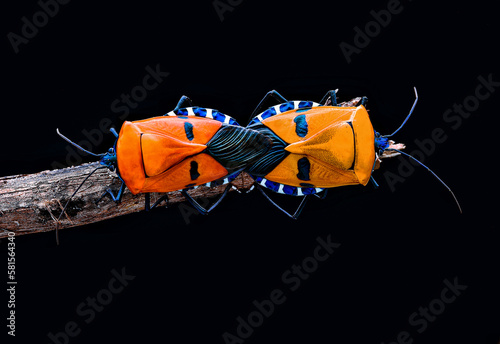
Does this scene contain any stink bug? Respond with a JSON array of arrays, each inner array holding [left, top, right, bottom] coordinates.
[[245, 88, 461, 218], [55, 95, 271, 243]]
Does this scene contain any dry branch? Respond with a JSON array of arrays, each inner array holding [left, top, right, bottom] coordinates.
[[0, 96, 403, 239], [0, 163, 254, 238]]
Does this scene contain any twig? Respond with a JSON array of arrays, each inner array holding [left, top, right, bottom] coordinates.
[[0, 163, 253, 238]]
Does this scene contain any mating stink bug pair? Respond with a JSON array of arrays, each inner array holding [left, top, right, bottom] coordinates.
[[56, 88, 461, 241]]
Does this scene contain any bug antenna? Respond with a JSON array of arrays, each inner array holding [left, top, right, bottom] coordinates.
[[57, 129, 105, 157], [384, 87, 418, 137], [386, 149, 462, 214], [55, 165, 107, 245]]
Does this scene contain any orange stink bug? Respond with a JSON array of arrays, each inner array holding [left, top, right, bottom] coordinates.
[[245, 89, 461, 218], [55, 95, 271, 242]]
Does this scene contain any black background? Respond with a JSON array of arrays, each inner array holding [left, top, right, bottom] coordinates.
[[2, 0, 499, 343]]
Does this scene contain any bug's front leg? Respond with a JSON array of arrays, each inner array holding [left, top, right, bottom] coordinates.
[[96, 182, 125, 204], [319, 89, 338, 106]]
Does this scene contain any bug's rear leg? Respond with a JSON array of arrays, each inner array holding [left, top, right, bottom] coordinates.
[[255, 183, 311, 219], [319, 89, 338, 106], [145, 193, 169, 211], [313, 189, 328, 199], [370, 176, 379, 188], [96, 181, 125, 204], [248, 90, 289, 124], [181, 183, 232, 215]]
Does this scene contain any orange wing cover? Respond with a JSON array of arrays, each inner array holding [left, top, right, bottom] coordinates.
[[116, 116, 228, 194], [261, 105, 376, 188]]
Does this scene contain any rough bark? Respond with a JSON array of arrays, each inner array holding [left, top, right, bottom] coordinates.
[[0, 163, 254, 238]]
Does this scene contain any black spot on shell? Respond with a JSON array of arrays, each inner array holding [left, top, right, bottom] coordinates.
[[184, 122, 194, 141], [296, 157, 311, 181], [190, 161, 200, 180]]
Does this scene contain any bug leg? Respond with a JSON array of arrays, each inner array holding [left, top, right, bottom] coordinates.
[[248, 90, 288, 124], [146, 193, 168, 211], [145, 193, 151, 211], [291, 195, 311, 219], [181, 183, 232, 215], [165, 96, 194, 116], [109, 127, 119, 138], [206, 183, 232, 212], [174, 95, 193, 112], [181, 189, 208, 215], [358, 96, 368, 106], [313, 189, 328, 199], [255, 184, 310, 219], [96, 181, 125, 204], [370, 176, 379, 188], [319, 89, 338, 106]]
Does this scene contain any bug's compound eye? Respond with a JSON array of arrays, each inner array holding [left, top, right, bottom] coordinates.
[[108, 165, 115, 172]]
